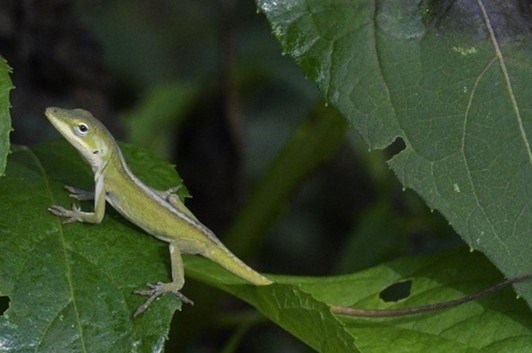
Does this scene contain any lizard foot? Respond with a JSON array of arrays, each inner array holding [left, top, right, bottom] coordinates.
[[134, 282, 193, 317], [48, 204, 83, 223]]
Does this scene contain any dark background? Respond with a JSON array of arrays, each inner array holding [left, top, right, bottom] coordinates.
[[0, 1, 463, 351]]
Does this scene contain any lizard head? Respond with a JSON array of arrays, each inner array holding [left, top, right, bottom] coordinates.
[[45, 107, 116, 171]]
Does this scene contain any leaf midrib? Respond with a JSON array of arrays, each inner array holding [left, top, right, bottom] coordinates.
[[477, 0, 532, 166], [26, 146, 89, 353]]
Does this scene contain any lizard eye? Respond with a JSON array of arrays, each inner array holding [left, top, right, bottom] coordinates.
[[75, 123, 89, 135]]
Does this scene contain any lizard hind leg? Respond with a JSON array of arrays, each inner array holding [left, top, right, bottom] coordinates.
[[151, 185, 199, 221], [133, 242, 193, 317]]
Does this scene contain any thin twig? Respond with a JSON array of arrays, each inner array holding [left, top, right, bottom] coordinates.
[[330, 274, 532, 318]]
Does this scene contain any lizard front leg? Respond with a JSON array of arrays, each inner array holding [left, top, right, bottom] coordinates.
[[49, 173, 106, 224]]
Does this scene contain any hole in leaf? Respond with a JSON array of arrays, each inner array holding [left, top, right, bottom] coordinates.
[[383, 137, 406, 158], [379, 280, 412, 302], [0, 296, 10, 315]]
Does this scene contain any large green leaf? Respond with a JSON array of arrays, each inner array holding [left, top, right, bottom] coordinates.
[[0, 143, 530, 352], [190, 248, 532, 353], [0, 56, 13, 176], [0, 143, 184, 353], [122, 81, 199, 159], [256, 0, 532, 307]]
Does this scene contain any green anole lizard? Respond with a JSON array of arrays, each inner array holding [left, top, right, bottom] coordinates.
[[45, 107, 272, 317], [45, 107, 531, 319]]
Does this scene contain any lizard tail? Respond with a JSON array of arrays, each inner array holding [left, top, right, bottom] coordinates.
[[206, 245, 273, 286]]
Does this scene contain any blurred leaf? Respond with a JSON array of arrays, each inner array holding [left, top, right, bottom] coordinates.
[[334, 203, 408, 273], [257, 0, 532, 307], [219, 324, 252, 353], [77, 0, 219, 85], [123, 81, 198, 159], [225, 103, 348, 256], [0, 56, 13, 176]]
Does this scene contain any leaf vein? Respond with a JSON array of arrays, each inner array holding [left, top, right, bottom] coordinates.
[[462, 57, 513, 265], [477, 0, 532, 167], [25, 147, 89, 353]]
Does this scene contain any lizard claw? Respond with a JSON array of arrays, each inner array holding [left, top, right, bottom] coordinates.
[[48, 204, 83, 223], [133, 282, 193, 317]]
